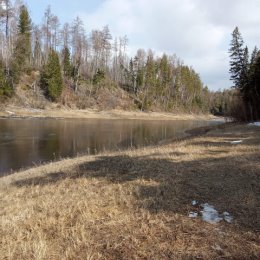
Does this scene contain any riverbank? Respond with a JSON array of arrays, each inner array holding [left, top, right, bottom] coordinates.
[[0, 105, 218, 120], [0, 123, 259, 259]]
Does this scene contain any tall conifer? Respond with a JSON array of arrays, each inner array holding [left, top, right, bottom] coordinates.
[[62, 47, 72, 77], [229, 27, 244, 89], [40, 50, 63, 101], [11, 5, 32, 82]]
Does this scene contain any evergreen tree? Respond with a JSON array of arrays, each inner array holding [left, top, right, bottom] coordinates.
[[144, 54, 157, 90], [128, 58, 136, 92], [240, 47, 251, 120], [40, 49, 63, 101], [229, 27, 244, 89], [249, 46, 258, 67], [136, 67, 144, 90], [253, 52, 260, 87], [250, 52, 260, 119], [62, 46, 72, 77], [0, 58, 13, 97], [159, 54, 171, 87], [93, 69, 105, 85], [11, 5, 32, 82], [240, 46, 249, 95], [139, 53, 156, 110], [228, 27, 258, 120]]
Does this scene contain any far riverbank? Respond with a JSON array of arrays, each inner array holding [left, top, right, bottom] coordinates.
[[0, 105, 220, 121]]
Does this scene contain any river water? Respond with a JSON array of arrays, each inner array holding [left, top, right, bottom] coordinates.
[[0, 118, 222, 176]]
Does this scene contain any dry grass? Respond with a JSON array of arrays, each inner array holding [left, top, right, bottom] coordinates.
[[0, 105, 216, 121], [0, 124, 259, 259]]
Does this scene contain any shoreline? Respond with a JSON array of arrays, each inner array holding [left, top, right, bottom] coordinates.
[[0, 106, 219, 121]]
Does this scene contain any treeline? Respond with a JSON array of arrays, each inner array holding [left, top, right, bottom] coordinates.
[[0, 0, 229, 113], [229, 27, 260, 121]]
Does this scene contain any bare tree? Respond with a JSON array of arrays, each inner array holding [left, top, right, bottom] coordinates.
[[101, 25, 112, 71], [50, 15, 60, 51], [42, 5, 52, 62], [61, 22, 70, 49], [0, 0, 14, 74], [70, 17, 85, 91], [32, 24, 42, 69]]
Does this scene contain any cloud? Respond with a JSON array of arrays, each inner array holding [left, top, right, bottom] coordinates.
[[78, 0, 260, 90]]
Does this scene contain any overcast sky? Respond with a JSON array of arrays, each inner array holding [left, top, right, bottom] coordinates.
[[26, 0, 260, 91]]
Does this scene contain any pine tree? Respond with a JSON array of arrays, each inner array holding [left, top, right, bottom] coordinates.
[[159, 54, 171, 87], [40, 50, 63, 101], [11, 5, 32, 82], [0, 58, 13, 97], [240, 46, 249, 95], [228, 27, 255, 120], [93, 69, 105, 85], [136, 67, 144, 90], [145, 54, 157, 89], [229, 27, 244, 89], [253, 55, 260, 120], [250, 52, 260, 119], [156, 54, 172, 109], [62, 46, 72, 77]]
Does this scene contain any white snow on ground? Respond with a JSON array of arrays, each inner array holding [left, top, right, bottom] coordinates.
[[249, 122, 260, 126], [188, 201, 233, 224], [223, 212, 233, 223], [189, 212, 198, 218], [5, 111, 14, 115], [201, 203, 223, 224], [192, 200, 198, 206], [230, 140, 243, 144]]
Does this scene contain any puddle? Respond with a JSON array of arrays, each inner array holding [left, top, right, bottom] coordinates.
[[188, 201, 233, 224]]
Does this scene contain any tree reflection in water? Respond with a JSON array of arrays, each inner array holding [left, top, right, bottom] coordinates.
[[0, 118, 221, 175]]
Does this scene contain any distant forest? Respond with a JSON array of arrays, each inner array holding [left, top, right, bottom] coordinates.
[[0, 1, 235, 114]]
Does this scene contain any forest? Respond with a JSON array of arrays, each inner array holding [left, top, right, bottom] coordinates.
[[0, 0, 234, 114], [229, 27, 260, 121]]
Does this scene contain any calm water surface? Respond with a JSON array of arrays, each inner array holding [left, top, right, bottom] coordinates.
[[0, 118, 222, 176]]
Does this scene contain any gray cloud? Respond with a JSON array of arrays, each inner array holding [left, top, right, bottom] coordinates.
[[79, 0, 260, 90]]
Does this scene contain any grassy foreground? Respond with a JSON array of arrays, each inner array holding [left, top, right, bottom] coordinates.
[[0, 124, 259, 260]]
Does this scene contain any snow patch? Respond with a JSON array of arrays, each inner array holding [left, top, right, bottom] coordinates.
[[192, 200, 198, 206], [249, 122, 260, 126], [6, 111, 14, 115], [230, 140, 243, 144], [201, 203, 223, 224], [189, 212, 198, 218], [223, 212, 233, 223], [188, 201, 233, 224]]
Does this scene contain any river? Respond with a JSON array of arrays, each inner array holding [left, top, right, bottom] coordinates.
[[0, 118, 222, 176]]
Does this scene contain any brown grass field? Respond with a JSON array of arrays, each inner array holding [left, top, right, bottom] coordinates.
[[0, 123, 259, 259]]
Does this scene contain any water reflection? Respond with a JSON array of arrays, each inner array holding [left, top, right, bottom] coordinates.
[[0, 118, 221, 175]]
